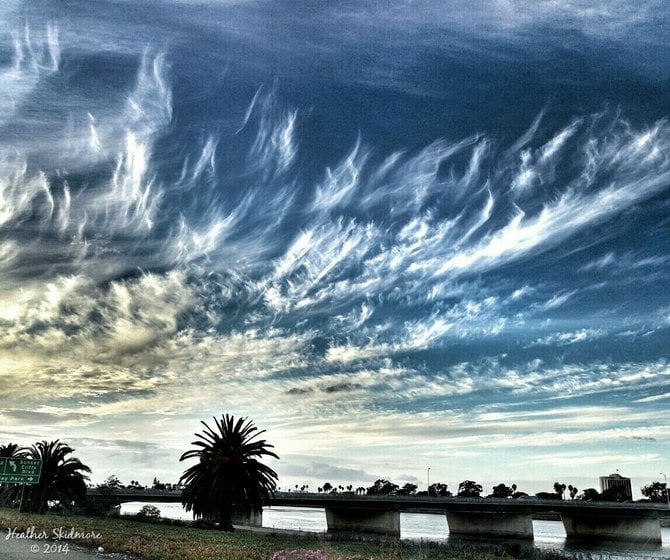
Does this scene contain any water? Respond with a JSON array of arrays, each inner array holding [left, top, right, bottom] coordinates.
[[121, 502, 670, 559]]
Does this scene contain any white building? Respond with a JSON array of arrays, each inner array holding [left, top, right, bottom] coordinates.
[[599, 473, 632, 501]]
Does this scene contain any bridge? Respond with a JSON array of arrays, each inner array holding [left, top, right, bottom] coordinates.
[[86, 488, 668, 543]]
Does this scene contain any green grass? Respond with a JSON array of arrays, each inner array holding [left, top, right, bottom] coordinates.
[[0, 508, 509, 560]]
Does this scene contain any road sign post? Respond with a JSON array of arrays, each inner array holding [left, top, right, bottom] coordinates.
[[0, 457, 42, 484], [19, 484, 25, 513]]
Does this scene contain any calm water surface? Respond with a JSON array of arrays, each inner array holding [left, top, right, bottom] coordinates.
[[122, 502, 670, 559]]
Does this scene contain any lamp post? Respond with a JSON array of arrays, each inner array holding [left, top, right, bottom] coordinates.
[[661, 473, 669, 509], [427, 467, 431, 495]]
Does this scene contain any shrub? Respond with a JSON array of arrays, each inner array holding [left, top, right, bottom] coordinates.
[[136, 504, 161, 520]]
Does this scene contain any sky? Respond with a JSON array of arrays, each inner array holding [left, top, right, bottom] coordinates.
[[0, 0, 669, 498]]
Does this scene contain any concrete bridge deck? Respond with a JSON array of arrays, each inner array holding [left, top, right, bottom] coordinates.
[[269, 492, 668, 516]]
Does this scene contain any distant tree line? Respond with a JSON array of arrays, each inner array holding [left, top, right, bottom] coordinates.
[[290, 478, 669, 503], [95, 475, 183, 492]]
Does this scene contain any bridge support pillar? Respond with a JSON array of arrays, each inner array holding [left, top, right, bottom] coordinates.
[[446, 511, 534, 539], [325, 508, 400, 537], [561, 513, 661, 543]]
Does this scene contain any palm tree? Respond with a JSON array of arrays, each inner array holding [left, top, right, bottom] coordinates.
[[179, 414, 279, 531], [0, 443, 29, 457], [0, 442, 29, 507], [24, 440, 91, 514]]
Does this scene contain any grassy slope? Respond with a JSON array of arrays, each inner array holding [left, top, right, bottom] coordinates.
[[0, 509, 502, 560]]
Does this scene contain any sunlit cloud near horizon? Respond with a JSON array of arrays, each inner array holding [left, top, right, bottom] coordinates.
[[1, 0, 669, 496]]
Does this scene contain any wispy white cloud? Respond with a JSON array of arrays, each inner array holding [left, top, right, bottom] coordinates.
[[580, 251, 670, 273], [249, 90, 299, 178], [311, 139, 367, 214], [0, 23, 59, 126], [531, 328, 605, 347]]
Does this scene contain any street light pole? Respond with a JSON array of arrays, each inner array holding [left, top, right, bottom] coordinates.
[[427, 467, 431, 495], [661, 473, 669, 509]]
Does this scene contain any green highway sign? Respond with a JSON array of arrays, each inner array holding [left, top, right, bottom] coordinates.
[[0, 457, 42, 484]]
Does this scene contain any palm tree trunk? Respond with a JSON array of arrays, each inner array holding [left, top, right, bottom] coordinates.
[[218, 504, 234, 531]]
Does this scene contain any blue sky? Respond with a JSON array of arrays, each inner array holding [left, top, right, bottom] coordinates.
[[0, 0, 669, 497]]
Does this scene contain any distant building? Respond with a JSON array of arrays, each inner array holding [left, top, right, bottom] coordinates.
[[599, 473, 632, 501]]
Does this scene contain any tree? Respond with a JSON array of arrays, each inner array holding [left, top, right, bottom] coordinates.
[[396, 483, 418, 495], [491, 483, 514, 498], [553, 482, 566, 499], [567, 484, 579, 500], [23, 440, 91, 514], [152, 477, 167, 490], [457, 480, 482, 498], [322, 482, 333, 493], [641, 481, 668, 503], [366, 479, 399, 495], [0, 443, 29, 506], [0, 443, 29, 458], [578, 488, 601, 501], [96, 475, 122, 503], [179, 414, 279, 531], [428, 483, 451, 497], [136, 504, 161, 520], [510, 484, 527, 499], [98, 475, 122, 491]]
